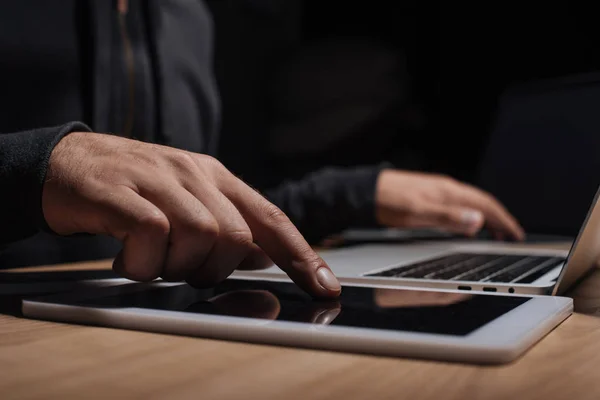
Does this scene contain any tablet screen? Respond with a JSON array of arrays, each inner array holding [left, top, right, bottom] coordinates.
[[76, 279, 530, 336]]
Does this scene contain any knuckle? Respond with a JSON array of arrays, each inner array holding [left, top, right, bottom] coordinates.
[[201, 154, 223, 168], [170, 151, 199, 173], [482, 192, 499, 206], [224, 228, 254, 247], [184, 215, 220, 241], [263, 204, 289, 224], [197, 154, 226, 174], [186, 154, 230, 184], [199, 217, 221, 240], [440, 175, 458, 188], [134, 212, 170, 237], [299, 254, 328, 274]]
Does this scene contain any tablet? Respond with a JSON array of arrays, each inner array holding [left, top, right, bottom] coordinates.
[[22, 278, 572, 364], [0, 269, 126, 295], [0, 269, 119, 283]]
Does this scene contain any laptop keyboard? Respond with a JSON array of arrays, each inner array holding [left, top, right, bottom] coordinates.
[[365, 253, 565, 283]]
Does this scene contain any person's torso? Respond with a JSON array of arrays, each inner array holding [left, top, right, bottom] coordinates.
[[0, 0, 221, 268], [0, 0, 220, 154]]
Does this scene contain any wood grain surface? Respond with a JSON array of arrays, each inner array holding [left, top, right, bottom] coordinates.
[[2, 242, 600, 399]]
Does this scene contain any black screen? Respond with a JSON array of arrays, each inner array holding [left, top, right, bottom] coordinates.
[[78, 279, 530, 336], [0, 269, 118, 283], [477, 74, 600, 236]]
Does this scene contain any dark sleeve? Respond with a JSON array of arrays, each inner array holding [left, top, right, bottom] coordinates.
[[0, 122, 91, 245], [263, 163, 390, 244]]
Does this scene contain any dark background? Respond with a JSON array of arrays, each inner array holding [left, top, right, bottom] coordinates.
[[207, 1, 600, 236]]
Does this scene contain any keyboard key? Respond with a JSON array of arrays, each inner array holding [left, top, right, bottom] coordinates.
[[366, 253, 565, 285], [397, 254, 476, 278], [515, 258, 565, 283], [426, 255, 502, 280], [368, 254, 468, 278], [485, 256, 562, 283], [453, 255, 527, 281], [488, 259, 541, 282]]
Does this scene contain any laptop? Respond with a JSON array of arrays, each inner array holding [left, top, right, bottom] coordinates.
[[239, 75, 600, 296]]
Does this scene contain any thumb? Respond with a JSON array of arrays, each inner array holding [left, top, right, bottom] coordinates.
[[420, 205, 485, 236]]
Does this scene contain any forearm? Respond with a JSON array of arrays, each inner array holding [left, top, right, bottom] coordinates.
[[264, 164, 389, 244], [0, 122, 90, 244]]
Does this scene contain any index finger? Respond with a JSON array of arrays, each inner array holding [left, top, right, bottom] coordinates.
[[456, 183, 525, 241], [221, 176, 341, 298]]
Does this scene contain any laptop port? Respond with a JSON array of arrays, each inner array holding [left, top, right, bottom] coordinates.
[[509, 288, 515, 293], [483, 287, 497, 292], [457, 286, 472, 291]]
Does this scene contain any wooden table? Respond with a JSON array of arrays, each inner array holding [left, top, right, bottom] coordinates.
[[2, 242, 600, 399]]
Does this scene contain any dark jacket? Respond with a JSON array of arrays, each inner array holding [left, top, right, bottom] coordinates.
[[0, 0, 381, 267]]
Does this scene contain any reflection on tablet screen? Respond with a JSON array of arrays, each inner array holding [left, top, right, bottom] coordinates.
[[79, 280, 529, 336]]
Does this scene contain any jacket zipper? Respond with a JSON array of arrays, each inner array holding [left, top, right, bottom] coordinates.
[[117, 0, 135, 137]]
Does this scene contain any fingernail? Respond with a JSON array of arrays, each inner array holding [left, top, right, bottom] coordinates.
[[316, 268, 341, 293], [461, 210, 483, 226]]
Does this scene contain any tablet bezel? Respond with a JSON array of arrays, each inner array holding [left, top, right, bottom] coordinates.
[[21, 279, 572, 364]]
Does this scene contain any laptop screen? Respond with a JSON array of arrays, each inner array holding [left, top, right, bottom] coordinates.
[[476, 73, 600, 236]]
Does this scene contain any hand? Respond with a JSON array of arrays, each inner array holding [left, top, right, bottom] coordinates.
[[375, 169, 525, 240], [42, 132, 341, 298]]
